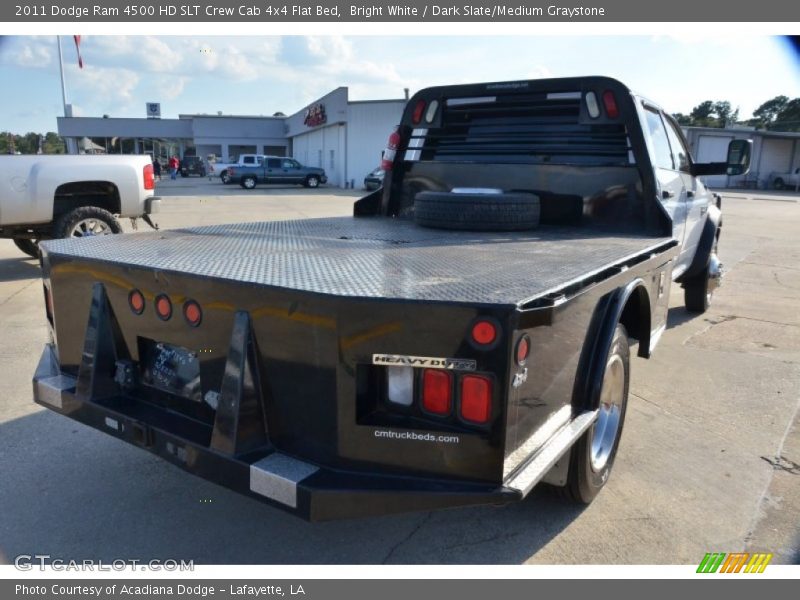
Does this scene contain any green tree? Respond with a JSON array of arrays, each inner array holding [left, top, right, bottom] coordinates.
[[772, 98, 800, 132], [689, 100, 717, 126], [713, 101, 739, 127], [752, 95, 789, 127], [43, 132, 66, 154], [672, 113, 693, 126]]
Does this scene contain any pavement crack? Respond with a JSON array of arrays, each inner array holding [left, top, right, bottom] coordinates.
[[760, 455, 800, 475], [0, 279, 37, 308], [443, 531, 521, 551], [381, 511, 434, 564]]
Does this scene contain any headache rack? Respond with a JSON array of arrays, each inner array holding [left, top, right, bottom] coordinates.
[[414, 93, 632, 165]]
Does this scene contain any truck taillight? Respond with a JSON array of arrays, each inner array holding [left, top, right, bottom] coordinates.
[[155, 294, 172, 321], [228, 167, 235, 176], [143, 164, 155, 190], [386, 366, 414, 406], [128, 289, 145, 315], [183, 300, 202, 327], [460, 375, 492, 424], [421, 369, 452, 415], [381, 128, 401, 171]]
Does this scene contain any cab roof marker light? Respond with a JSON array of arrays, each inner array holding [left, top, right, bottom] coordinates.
[[547, 92, 582, 100], [446, 96, 497, 107], [585, 92, 601, 118]]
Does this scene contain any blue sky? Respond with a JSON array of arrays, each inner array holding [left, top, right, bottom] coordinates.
[[0, 35, 798, 133]]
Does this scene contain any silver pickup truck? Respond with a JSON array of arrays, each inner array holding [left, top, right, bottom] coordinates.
[[0, 154, 160, 257]]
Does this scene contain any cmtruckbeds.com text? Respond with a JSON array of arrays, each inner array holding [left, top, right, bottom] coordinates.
[[373, 429, 460, 444]]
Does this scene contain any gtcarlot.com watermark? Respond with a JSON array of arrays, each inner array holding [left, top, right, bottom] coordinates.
[[14, 554, 194, 572]]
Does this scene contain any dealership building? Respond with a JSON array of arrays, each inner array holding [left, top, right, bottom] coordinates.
[[56, 87, 406, 188]]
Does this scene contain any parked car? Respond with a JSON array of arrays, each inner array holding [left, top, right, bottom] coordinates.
[[209, 154, 269, 184], [180, 156, 206, 177], [769, 167, 800, 190], [230, 157, 327, 189], [34, 77, 749, 520], [0, 154, 160, 257], [364, 167, 384, 190]]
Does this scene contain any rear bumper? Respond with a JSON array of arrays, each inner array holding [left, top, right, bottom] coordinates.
[[33, 344, 518, 521], [145, 196, 162, 214]]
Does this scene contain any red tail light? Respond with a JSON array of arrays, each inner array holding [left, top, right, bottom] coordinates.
[[602, 90, 619, 119], [411, 99, 426, 125], [381, 128, 401, 171], [143, 164, 155, 190], [183, 300, 202, 327], [471, 319, 497, 346], [228, 167, 235, 176], [421, 369, 452, 415], [155, 294, 172, 321], [516, 335, 530, 365], [128, 289, 145, 315], [460, 375, 492, 424]]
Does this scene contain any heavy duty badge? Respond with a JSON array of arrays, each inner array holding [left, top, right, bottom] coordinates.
[[372, 354, 477, 371]]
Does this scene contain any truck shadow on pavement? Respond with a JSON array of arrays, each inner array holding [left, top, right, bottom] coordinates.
[[0, 257, 40, 283], [0, 410, 584, 565]]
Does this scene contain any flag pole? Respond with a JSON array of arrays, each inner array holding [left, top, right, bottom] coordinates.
[[56, 35, 77, 154], [57, 35, 68, 112]]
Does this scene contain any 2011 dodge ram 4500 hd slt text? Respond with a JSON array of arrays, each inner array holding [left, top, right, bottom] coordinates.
[[33, 77, 750, 521], [0, 154, 160, 257]]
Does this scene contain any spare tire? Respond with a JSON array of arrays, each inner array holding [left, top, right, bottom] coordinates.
[[414, 191, 540, 231]]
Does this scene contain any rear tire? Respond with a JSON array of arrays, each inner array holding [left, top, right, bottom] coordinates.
[[304, 175, 320, 188], [560, 323, 630, 504], [53, 206, 122, 239], [221, 171, 231, 184], [14, 238, 40, 258], [414, 191, 540, 231], [241, 176, 257, 190]]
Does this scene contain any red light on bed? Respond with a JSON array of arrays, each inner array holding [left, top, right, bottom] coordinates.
[[421, 369, 452, 415]]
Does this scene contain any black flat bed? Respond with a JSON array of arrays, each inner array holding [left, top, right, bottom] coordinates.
[[43, 217, 673, 305]]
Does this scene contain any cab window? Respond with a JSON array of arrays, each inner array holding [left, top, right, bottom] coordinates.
[[267, 159, 281, 169], [663, 116, 691, 172], [644, 108, 674, 170]]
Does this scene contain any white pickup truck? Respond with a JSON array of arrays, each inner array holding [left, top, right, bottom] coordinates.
[[208, 154, 269, 184], [769, 167, 800, 190], [0, 155, 160, 257]]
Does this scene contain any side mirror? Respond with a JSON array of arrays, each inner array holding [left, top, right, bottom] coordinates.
[[726, 139, 751, 176], [692, 139, 752, 177]]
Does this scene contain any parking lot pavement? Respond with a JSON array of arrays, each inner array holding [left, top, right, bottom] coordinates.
[[0, 192, 797, 565]]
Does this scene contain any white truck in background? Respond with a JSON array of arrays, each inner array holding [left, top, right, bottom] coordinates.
[[208, 154, 270, 184], [0, 155, 161, 257], [769, 167, 800, 190]]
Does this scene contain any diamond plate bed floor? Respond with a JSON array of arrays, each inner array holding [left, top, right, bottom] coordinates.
[[42, 217, 672, 306]]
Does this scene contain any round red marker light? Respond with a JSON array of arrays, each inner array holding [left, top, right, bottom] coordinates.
[[516, 335, 530, 365], [128, 290, 145, 315], [183, 300, 202, 327], [471, 320, 497, 346], [155, 294, 172, 321]]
